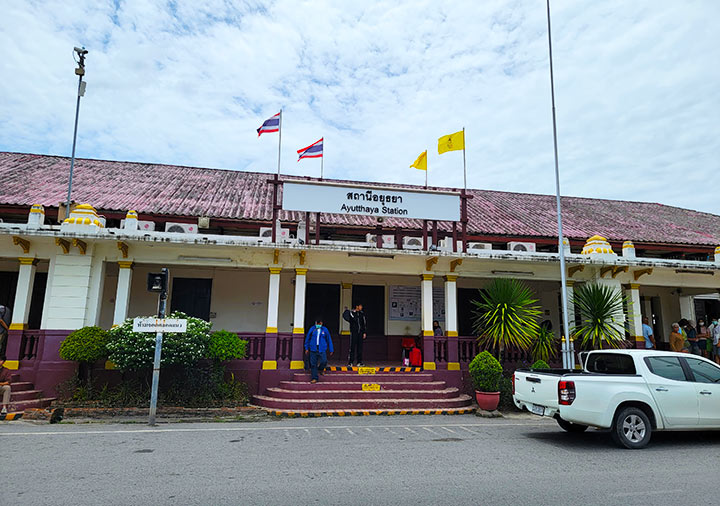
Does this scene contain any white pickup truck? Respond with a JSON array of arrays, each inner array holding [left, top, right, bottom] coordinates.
[[513, 349, 720, 448]]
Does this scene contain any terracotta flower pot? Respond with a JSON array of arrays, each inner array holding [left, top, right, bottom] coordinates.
[[475, 390, 500, 411]]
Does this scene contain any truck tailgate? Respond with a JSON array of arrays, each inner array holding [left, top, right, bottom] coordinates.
[[513, 370, 561, 416]]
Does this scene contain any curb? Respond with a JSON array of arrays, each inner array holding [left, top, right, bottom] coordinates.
[[0, 412, 23, 421], [259, 407, 476, 418]]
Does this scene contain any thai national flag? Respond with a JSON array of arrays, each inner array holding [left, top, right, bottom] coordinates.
[[297, 138, 323, 161], [257, 112, 280, 137]]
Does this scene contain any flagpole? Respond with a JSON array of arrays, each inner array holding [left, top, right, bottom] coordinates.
[[277, 109, 282, 176], [320, 138, 324, 180], [462, 127, 467, 191], [425, 161, 428, 188], [546, 0, 573, 370]]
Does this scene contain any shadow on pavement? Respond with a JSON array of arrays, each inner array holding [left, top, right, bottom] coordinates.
[[522, 428, 720, 450]]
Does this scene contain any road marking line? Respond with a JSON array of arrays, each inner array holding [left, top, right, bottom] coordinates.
[[458, 426, 477, 434], [0, 421, 550, 437], [422, 427, 439, 435], [403, 427, 418, 434], [441, 427, 457, 434], [323, 429, 331, 435], [346, 428, 355, 436]]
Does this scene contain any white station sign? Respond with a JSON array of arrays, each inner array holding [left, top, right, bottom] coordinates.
[[282, 181, 461, 222], [133, 318, 188, 333]]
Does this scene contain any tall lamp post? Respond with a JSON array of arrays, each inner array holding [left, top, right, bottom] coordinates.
[[65, 46, 88, 219], [545, 0, 574, 369]]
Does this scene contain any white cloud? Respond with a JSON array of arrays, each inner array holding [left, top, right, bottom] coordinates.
[[0, 0, 717, 214]]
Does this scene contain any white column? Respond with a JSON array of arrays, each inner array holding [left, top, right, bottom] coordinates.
[[421, 273, 435, 370], [292, 268, 308, 335], [266, 267, 282, 333], [421, 274, 434, 336], [340, 282, 352, 336], [10, 257, 38, 330], [444, 275, 458, 337], [112, 261, 133, 327], [624, 283, 644, 347], [290, 268, 308, 370], [43, 252, 94, 330]]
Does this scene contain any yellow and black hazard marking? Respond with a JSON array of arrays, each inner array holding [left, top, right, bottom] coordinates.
[[268, 407, 475, 418], [324, 366, 423, 373], [0, 412, 23, 421]]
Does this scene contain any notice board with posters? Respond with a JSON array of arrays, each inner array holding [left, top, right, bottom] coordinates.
[[388, 285, 445, 322]]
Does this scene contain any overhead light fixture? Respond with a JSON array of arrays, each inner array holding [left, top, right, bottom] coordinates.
[[178, 256, 233, 263], [491, 270, 535, 277], [347, 252, 395, 259]]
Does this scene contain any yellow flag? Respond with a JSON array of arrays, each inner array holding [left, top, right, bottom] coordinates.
[[438, 130, 465, 154], [410, 150, 427, 171]]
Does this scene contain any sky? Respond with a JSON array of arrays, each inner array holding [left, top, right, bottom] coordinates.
[[1, 0, 718, 215]]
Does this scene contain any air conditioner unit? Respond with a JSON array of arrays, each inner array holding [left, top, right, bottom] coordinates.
[[165, 222, 198, 234], [365, 233, 395, 248], [120, 219, 156, 231], [259, 227, 290, 242], [439, 238, 463, 251], [467, 242, 493, 254], [507, 241, 536, 253], [402, 237, 423, 250]]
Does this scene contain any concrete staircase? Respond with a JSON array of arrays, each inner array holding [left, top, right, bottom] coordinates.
[[2, 373, 56, 418], [252, 367, 473, 417]]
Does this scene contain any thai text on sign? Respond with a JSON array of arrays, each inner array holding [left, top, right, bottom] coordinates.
[[358, 367, 377, 375], [362, 384, 381, 391], [132, 318, 188, 333], [282, 181, 461, 222]]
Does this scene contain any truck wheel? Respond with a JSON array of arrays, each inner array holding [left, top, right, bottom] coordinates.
[[556, 417, 588, 433], [612, 407, 651, 449]]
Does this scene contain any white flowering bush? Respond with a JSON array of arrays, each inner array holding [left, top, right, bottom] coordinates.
[[107, 312, 212, 371]]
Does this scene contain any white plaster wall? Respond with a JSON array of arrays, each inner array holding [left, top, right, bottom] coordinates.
[[42, 252, 94, 330]]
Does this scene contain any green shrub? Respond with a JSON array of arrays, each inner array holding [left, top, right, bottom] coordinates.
[[106, 312, 212, 371], [207, 330, 248, 362], [468, 351, 503, 392], [531, 359, 551, 369], [59, 326, 108, 363], [498, 376, 520, 412]]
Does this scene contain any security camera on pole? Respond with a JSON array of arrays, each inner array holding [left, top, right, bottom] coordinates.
[[65, 46, 88, 220]]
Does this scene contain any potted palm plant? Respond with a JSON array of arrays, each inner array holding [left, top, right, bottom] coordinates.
[[468, 351, 503, 410], [471, 278, 542, 361], [571, 282, 629, 349]]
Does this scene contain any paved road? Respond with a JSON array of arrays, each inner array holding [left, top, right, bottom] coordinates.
[[2, 414, 719, 506]]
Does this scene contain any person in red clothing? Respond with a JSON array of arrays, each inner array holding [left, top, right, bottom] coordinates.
[[0, 355, 13, 414]]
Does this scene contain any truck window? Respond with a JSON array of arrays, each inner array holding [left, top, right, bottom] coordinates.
[[585, 353, 636, 374], [645, 357, 687, 381], [683, 358, 720, 384]]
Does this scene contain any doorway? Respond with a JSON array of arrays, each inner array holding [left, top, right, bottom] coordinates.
[[351, 285, 386, 362], [458, 288, 480, 336], [170, 278, 212, 321], [304, 283, 340, 337]]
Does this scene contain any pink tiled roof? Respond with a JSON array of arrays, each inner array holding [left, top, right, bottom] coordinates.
[[1, 152, 718, 247]]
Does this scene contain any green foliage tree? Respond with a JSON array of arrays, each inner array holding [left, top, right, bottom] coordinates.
[[531, 327, 558, 364], [531, 359, 551, 369], [106, 312, 212, 371], [207, 330, 248, 362], [59, 326, 109, 386], [571, 282, 628, 349], [468, 351, 503, 392], [471, 278, 542, 354]]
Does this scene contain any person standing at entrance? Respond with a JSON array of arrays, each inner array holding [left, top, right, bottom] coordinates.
[[0, 355, 12, 414], [0, 304, 11, 354], [304, 318, 333, 384], [642, 317, 655, 349], [343, 303, 367, 367]]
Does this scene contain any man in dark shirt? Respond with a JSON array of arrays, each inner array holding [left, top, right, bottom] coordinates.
[[342, 303, 367, 367], [0, 305, 10, 353], [0, 355, 12, 414]]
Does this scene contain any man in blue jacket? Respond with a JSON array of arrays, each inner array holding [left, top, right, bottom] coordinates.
[[305, 317, 334, 383]]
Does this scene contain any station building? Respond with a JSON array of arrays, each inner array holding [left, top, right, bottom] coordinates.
[[1, 151, 719, 399]]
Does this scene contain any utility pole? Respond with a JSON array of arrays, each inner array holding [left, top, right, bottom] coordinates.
[[65, 46, 88, 220], [545, 0, 574, 369], [148, 268, 169, 426]]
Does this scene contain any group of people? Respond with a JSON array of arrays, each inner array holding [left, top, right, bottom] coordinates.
[[669, 317, 720, 364]]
